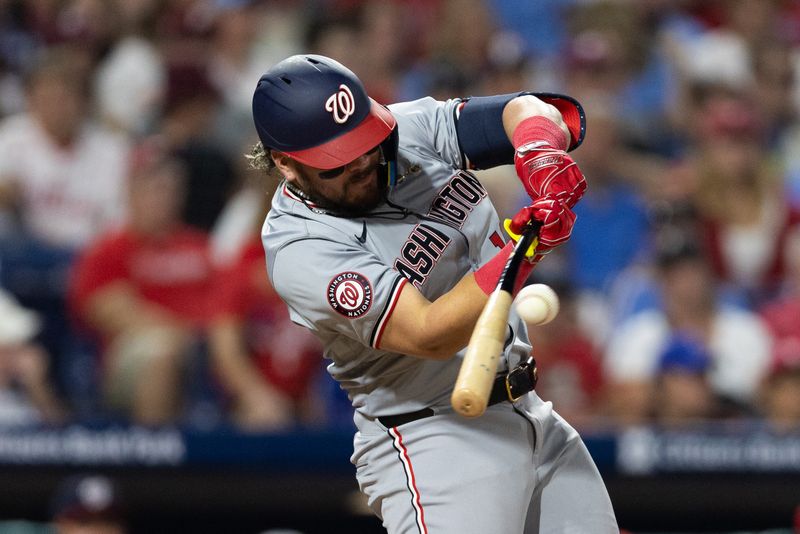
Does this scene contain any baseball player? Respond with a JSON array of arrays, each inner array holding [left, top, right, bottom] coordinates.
[[250, 55, 617, 533]]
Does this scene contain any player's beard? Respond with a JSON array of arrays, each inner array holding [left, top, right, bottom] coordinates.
[[295, 163, 388, 217]]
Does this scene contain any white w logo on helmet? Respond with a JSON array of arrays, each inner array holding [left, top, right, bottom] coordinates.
[[325, 84, 356, 124]]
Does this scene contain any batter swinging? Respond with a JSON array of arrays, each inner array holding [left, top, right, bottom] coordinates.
[[250, 54, 617, 534]]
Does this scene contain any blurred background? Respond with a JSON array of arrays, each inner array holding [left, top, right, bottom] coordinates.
[[0, 0, 798, 532]]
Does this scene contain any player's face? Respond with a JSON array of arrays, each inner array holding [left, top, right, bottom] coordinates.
[[288, 146, 387, 216]]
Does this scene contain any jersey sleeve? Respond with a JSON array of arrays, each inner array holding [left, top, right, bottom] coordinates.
[[389, 97, 466, 170], [269, 237, 406, 350]]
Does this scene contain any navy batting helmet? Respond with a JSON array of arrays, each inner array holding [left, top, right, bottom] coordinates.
[[252, 55, 396, 170]]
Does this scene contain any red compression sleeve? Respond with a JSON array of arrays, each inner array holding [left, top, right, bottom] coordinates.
[[512, 116, 568, 151], [473, 242, 536, 296]]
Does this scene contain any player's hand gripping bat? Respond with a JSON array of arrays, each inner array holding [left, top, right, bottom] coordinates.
[[451, 221, 542, 418]]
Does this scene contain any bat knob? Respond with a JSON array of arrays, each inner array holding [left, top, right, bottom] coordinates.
[[451, 390, 487, 418]]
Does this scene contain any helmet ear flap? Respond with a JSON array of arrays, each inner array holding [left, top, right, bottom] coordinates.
[[379, 125, 399, 190]]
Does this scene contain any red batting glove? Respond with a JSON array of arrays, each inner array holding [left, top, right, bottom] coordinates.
[[514, 146, 586, 209], [508, 195, 576, 252], [475, 196, 575, 295], [512, 114, 586, 208]]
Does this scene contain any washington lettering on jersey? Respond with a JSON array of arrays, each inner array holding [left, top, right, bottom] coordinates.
[[393, 171, 487, 288], [427, 171, 487, 228], [394, 223, 450, 288]]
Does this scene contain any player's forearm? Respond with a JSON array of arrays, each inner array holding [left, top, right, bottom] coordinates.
[[502, 95, 570, 146], [378, 274, 488, 359]]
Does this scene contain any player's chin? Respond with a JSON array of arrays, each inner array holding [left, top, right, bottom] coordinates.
[[341, 170, 386, 214]]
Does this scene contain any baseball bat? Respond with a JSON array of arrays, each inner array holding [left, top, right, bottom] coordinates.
[[451, 221, 542, 418]]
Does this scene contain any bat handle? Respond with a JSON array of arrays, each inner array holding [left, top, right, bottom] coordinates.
[[451, 221, 543, 417], [498, 220, 542, 294], [451, 289, 513, 417]]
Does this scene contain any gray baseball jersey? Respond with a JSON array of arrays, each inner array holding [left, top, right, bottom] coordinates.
[[263, 97, 617, 533], [264, 96, 532, 418]]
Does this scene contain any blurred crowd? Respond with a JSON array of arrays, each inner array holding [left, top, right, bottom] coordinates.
[[0, 0, 799, 434]]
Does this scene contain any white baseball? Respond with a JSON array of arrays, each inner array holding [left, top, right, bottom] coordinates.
[[515, 284, 559, 326]]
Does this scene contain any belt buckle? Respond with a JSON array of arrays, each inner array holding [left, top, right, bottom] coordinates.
[[505, 358, 538, 402]]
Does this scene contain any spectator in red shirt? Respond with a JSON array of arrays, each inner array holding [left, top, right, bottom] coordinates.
[[682, 86, 800, 305], [208, 193, 325, 431], [69, 140, 216, 425]]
